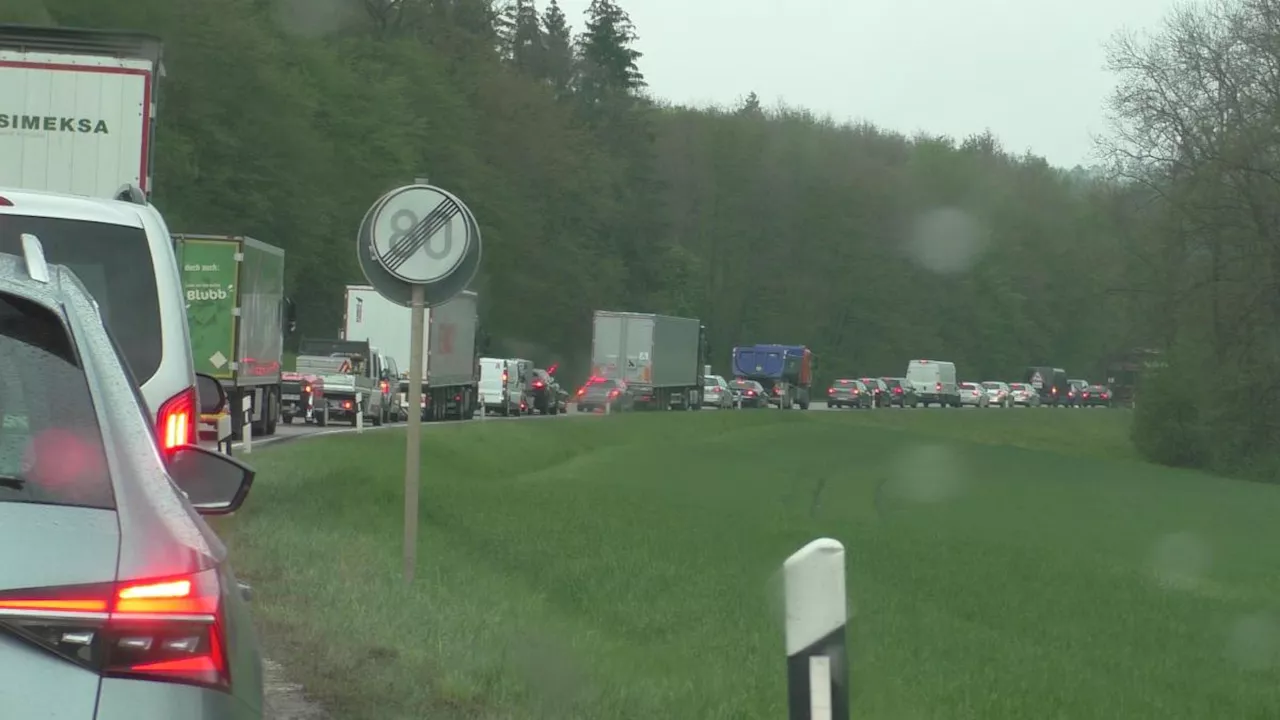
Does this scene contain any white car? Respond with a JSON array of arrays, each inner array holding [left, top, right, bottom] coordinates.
[[702, 375, 735, 408], [959, 381, 990, 407], [982, 381, 1013, 407], [0, 185, 198, 451]]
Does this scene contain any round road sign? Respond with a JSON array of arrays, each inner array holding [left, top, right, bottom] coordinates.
[[355, 183, 483, 308], [370, 185, 472, 284]]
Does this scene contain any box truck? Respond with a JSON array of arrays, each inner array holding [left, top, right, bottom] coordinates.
[[341, 284, 480, 421], [0, 25, 162, 198], [590, 310, 707, 410], [175, 234, 295, 437]]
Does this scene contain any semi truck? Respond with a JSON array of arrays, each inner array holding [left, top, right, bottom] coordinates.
[[175, 234, 295, 437], [341, 284, 480, 421], [591, 310, 707, 410], [0, 25, 162, 198], [731, 344, 814, 409]]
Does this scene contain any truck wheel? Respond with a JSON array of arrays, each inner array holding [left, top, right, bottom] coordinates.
[[315, 407, 328, 427], [264, 390, 279, 436]]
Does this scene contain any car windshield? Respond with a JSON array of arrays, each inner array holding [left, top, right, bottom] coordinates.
[[0, 216, 161, 383], [0, 292, 114, 509], [881, 378, 901, 388]]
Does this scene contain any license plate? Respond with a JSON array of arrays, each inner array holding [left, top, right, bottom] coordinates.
[[283, 394, 300, 401]]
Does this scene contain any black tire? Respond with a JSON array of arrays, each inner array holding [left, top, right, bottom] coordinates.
[[315, 407, 328, 427]]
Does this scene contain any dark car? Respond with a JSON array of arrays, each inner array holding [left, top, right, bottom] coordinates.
[[880, 376, 917, 407], [1024, 366, 1071, 406], [576, 378, 631, 413], [529, 369, 561, 415], [0, 243, 264, 719], [729, 378, 769, 408], [827, 378, 873, 408], [1080, 384, 1113, 407], [1066, 378, 1089, 407]]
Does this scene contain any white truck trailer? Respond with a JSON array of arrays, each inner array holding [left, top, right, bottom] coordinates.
[[0, 25, 162, 198], [341, 284, 480, 421]]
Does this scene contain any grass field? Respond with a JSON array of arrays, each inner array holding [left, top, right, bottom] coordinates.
[[214, 409, 1280, 719]]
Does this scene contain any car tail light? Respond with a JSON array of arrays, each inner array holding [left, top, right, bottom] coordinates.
[[0, 568, 229, 690], [502, 370, 508, 385], [302, 384, 311, 394], [894, 387, 903, 394], [608, 389, 620, 399], [1082, 391, 1090, 398], [773, 387, 781, 395], [746, 390, 755, 396], [1102, 392, 1110, 399], [533, 380, 544, 389], [828, 388, 835, 394], [342, 400, 353, 410], [0, 196, 12, 206], [935, 382, 942, 391], [380, 380, 389, 393], [1052, 387, 1058, 394], [157, 386, 197, 451], [576, 387, 586, 396]]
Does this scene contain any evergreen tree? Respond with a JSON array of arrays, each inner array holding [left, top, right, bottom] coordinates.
[[540, 0, 574, 99], [510, 0, 544, 75], [735, 91, 764, 118], [574, 0, 644, 104]]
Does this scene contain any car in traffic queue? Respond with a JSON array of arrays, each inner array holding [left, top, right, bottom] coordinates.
[[1079, 384, 1113, 407], [879, 377, 917, 407], [0, 185, 200, 454], [0, 241, 264, 719], [576, 377, 632, 413], [982, 381, 1013, 408], [858, 377, 889, 407], [529, 368, 563, 415], [1008, 382, 1040, 406], [959, 381, 990, 407], [827, 378, 873, 408], [728, 378, 769, 408], [1067, 378, 1089, 407], [702, 375, 735, 409], [280, 371, 327, 426]]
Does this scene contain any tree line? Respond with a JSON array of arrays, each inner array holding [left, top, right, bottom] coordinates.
[[4, 0, 1275, 480]]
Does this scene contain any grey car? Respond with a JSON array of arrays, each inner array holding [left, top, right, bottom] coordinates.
[[0, 239, 263, 718]]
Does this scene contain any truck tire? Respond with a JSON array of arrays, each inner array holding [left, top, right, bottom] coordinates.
[[315, 406, 328, 427], [264, 390, 278, 436]]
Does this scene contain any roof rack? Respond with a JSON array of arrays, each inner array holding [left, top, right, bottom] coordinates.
[[0, 24, 163, 70], [21, 234, 49, 283], [113, 184, 147, 205]]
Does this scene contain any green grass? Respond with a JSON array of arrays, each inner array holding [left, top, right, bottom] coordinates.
[[215, 410, 1280, 719]]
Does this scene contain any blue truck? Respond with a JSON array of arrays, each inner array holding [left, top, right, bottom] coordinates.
[[731, 344, 815, 409]]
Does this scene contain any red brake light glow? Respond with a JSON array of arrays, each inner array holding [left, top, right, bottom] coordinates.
[[0, 196, 13, 206], [157, 386, 197, 451], [533, 380, 544, 389], [380, 380, 389, 393], [0, 568, 228, 690]]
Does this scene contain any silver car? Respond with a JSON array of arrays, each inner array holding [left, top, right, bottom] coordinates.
[[702, 375, 735, 409], [0, 240, 263, 718]]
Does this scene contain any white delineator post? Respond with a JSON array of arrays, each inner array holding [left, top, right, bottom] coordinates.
[[355, 392, 364, 433], [241, 395, 253, 454], [784, 538, 849, 720], [478, 393, 486, 419]]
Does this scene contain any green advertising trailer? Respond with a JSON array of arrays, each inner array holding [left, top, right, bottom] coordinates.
[[174, 234, 292, 437]]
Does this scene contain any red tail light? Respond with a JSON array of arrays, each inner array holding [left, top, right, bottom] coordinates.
[[608, 389, 621, 399], [893, 387, 903, 394], [828, 388, 835, 394], [1082, 391, 1090, 398], [303, 384, 312, 394], [380, 380, 389, 393], [502, 370, 509, 384], [0, 568, 229, 690], [533, 380, 544, 389], [0, 196, 12, 206], [935, 382, 942, 391], [746, 390, 755, 396], [157, 386, 197, 451], [342, 400, 353, 410], [773, 387, 781, 395], [1102, 392, 1110, 399], [577, 387, 586, 396]]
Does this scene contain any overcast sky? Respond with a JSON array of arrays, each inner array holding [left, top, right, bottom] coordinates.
[[554, 0, 1178, 168]]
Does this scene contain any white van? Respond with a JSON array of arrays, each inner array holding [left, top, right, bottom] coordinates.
[[479, 357, 533, 415], [0, 186, 198, 449], [905, 359, 959, 407]]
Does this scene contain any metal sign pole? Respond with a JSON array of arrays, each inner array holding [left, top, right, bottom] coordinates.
[[404, 284, 425, 583]]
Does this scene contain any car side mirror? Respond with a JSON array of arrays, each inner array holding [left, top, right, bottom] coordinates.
[[167, 445, 255, 515], [195, 373, 227, 415]]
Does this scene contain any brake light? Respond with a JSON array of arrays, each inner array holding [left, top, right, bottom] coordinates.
[[1082, 392, 1090, 398], [935, 382, 942, 391], [342, 400, 353, 410], [894, 387, 903, 394], [533, 380, 544, 389], [1052, 387, 1058, 394], [502, 370, 508, 385], [157, 386, 197, 451], [0, 568, 228, 690], [746, 390, 755, 396], [773, 387, 781, 395], [0, 195, 12, 206], [1102, 392, 1110, 399], [577, 387, 586, 396], [303, 384, 312, 394], [828, 388, 835, 394], [380, 380, 389, 393], [608, 389, 621, 399]]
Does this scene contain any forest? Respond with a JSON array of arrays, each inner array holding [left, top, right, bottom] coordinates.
[[3, 0, 1277, 479]]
